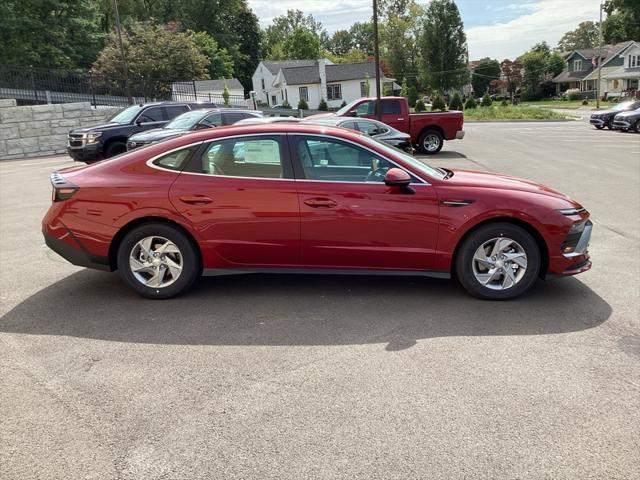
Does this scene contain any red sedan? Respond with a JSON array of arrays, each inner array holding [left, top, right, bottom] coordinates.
[[43, 123, 592, 300]]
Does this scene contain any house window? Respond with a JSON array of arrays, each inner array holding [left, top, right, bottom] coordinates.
[[271, 95, 277, 105], [630, 55, 639, 68], [573, 59, 583, 71], [360, 82, 367, 97], [261, 78, 265, 90], [327, 84, 342, 101], [299, 86, 308, 102]]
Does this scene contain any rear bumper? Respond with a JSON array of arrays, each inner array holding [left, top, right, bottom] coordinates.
[[455, 129, 465, 140]]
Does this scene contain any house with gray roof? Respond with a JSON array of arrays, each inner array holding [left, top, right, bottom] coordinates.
[[552, 41, 639, 99], [251, 59, 394, 109]]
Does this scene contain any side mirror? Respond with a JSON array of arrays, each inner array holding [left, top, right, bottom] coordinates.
[[384, 168, 414, 193], [346, 110, 357, 117]]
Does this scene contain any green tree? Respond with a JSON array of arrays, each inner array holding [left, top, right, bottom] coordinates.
[[557, 21, 600, 51], [222, 83, 230, 106], [481, 93, 492, 107], [283, 27, 321, 60], [500, 59, 523, 103], [189, 31, 234, 79], [263, 9, 323, 58], [519, 43, 564, 99], [471, 58, 500, 95], [464, 97, 477, 109], [431, 95, 446, 111], [415, 99, 426, 111], [327, 30, 353, 56], [92, 22, 209, 85], [317, 98, 328, 111], [408, 85, 418, 107], [349, 22, 374, 56], [298, 98, 308, 110], [322, 48, 368, 64], [0, 0, 104, 69], [418, 0, 469, 92], [449, 92, 463, 110], [400, 77, 409, 98], [603, 0, 640, 43]]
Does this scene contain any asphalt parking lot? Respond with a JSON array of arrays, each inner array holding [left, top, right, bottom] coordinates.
[[1, 118, 639, 479]]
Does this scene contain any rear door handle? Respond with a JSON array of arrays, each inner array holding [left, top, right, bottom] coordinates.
[[304, 197, 337, 208], [179, 195, 213, 205]]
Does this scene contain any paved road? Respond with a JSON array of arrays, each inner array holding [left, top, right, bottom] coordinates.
[[1, 120, 639, 479]]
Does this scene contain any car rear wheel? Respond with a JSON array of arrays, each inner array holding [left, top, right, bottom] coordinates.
[[105, 141, 127, 158], [418, 129, 443, 155], [117, 223, 200, 299], [455, 223, 540, 300], [595, 125, 604, 130]]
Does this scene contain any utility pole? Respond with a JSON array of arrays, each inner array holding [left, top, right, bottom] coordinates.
[[373, 0, 382, 120], [113, 0, 133, 105], [596, 2, 603, 109]]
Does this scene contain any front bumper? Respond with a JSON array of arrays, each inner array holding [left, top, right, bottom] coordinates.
[[589, 117, 605, 127], [455, 129, 465, 140], [550, 220, 593, 276], [67, 143, 102, 162], [612, 120, 631, 129]]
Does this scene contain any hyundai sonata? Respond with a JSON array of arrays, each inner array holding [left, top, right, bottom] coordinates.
[[43, 124, 592, 300]]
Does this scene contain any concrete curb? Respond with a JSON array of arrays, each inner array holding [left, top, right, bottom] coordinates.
[[465, 118, 579, 123]]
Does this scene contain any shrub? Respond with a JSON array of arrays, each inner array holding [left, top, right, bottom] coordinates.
[[566, 88, 582, 101], [582, 99, 589, 105], [448, 92, 463, 111], [408, 86, 418, 107], [317, 98, 328, 111], [501, 100, 509, 107], [431, 95, 446, 111], [521, 87, 543, 101], [298, 98, 308, 110], [464, 97, 477, 109], [340, 100, 347, 108], [481, 93, 492, 107], [281, 100, 291, 109], [415, 99, 426, 112]]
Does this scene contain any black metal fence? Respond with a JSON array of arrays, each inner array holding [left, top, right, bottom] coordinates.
[[0, 65, 247, 107]]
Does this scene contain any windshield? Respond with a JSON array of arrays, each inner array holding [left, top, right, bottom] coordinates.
[[612, 101, 636, 111], [109, 105, 145, 124], [359, 134, 447, 180], [165, 110, 208, 130], [335, 99, 363, 116]]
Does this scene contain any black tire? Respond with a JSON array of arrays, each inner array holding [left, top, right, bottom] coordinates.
[[105, 140, 127, 158], [594, 125, 604, 130], [117, 223, 200, 299], [634, 121, 640, 133], [455, 222, 541, 300], [417, 129, 444, 155], [606, 119, 614, 129]]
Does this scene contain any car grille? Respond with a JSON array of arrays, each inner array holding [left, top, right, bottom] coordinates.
[[68, 133, 84, 148]]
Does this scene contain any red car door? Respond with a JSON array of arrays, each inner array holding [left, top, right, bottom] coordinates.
[[169, 134, 300, 267], [290, 134, 440, 271]]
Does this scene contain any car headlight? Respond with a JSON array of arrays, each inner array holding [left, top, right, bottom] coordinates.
[[567, 220, 587, 235], [85, 132, 102, 144]]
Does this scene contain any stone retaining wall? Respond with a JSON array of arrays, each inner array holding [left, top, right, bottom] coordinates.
[[0, 102, 122, 160]]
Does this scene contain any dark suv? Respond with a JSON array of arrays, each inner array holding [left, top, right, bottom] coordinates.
[[589, 100, 640, 130], [67, 101, 218, 163]]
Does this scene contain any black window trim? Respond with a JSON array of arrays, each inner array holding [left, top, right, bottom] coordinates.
[[135, 105, 166, 123], [180, 133, 295, 180], [286, 133, 428, 185]]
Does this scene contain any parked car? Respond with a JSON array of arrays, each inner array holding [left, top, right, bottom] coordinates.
[[303, 116, 413, 152], [612, 106, 640, 132], [234, 116, 303, 125], [306, 96, 464, 154], [67, 101, 217, 162], [589, 100, 640, 130], [126, 108, 262, 150], [43, 123, 591, 301]]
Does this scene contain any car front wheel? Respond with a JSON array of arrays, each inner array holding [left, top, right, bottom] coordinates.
[[117, 223, 200, 299], [595, 125, 604, 130], [455, 223, 541, 300]]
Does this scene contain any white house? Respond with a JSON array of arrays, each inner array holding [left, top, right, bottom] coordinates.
[[172, 78, 245, 105], [252, 59, 394, 109]]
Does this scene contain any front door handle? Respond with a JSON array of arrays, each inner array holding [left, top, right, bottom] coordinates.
[[303, 197, 337, 208], [179, 195, 213, 205]]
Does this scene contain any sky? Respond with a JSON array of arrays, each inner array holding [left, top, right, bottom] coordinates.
[[247, 0, 603, 60]]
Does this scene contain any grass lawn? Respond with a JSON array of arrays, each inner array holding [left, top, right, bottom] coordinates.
[[463, 105, 573, 121], [520, 99, 617, 109]]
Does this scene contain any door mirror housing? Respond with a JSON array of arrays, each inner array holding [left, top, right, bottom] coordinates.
[[384, 168, 414, 193]]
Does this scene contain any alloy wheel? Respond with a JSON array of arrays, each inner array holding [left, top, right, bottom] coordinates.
[[423, 134, 441, 152], [129, 236, 183, 288], [471, 237, 528, 290]]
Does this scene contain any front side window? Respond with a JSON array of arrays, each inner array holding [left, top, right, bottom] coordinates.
[[153, 146, 198, 171], [299, 86, 309, 102], [138, 106, 164, 122], [294, 136, 415, 183], [327, 84, 342, 100], [201, 136, 283, 179], [354, 101, 375, 116], [201, 112, 222, 127], [356, 121, 388, 136]]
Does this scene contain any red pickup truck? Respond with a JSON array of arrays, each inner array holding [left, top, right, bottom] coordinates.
[[308, 96, 465, 154]]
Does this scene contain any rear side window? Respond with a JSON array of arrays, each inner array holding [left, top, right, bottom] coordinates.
[[338, 121, 357, 131], [164, 105, 189, 119], [200, 136, 284, 179], [222, 112, 251, 125], [381, 100, 401, 115], [153, 146, 197, 171]]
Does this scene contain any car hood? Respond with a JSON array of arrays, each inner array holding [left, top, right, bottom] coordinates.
[[614, 110, 640, 119], [444, 169, 578, 203], [70, 122, 124, 133], [128, 128, 187, 142], [591, 108, 621, 117]]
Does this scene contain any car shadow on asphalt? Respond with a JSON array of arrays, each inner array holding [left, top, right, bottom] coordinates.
[[0, 270, 611, 350]]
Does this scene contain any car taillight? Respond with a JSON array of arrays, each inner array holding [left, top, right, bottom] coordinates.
[[53, 187, 78, 202], [50, 171, 78, 202]]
